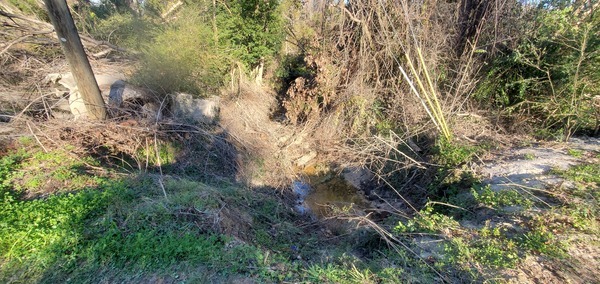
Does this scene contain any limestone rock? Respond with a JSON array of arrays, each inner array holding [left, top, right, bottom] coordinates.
[[141, 102, 163, 123], [45, 72, 152, 120], [68, 91, 87, 120], [46, 72, 122, 119], [171, 93, 220, 124]]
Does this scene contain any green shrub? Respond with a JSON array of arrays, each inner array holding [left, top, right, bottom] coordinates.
[[218, 0, 285, 68], [474, 2, 599, 138], [89, 12, 157, 50], [133, 7, 228, 97]]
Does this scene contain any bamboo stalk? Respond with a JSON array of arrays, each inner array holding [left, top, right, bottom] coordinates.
[[417, 48, 451, 140]]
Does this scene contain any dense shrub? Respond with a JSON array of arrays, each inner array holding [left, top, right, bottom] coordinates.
[[218, 0, 285, 68], [474, 1, 599, 138], [89, 12, 157, 50], [132, 7, 228, 97]]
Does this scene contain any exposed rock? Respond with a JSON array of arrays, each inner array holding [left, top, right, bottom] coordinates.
[[480, 142, 599, 191], [45, 72, 126, 94], [68, 91, 87, 120], [108, 80, 147, 108], [45, 72, 151, 120], [171, 93, 219, 124], [141, 102, 163, 123], [295, 151, 317, 167], [342, 167, 374, 191]]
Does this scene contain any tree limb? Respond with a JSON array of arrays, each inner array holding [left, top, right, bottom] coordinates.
[[0, 34, 31, 56]]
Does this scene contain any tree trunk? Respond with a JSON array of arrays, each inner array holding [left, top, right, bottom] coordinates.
[[456, 0, 490, 57], [43, 0, 107, 120]]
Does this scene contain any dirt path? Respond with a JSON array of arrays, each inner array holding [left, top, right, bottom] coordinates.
[[477, 137, 600, 283]]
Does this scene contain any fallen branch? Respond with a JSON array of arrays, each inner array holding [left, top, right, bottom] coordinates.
[[161, 0, 183, 19], [79, 34, 137, 56], [0, 9, 49, 27], [0, 34, 31, 56], [1, 8, 136, 56]]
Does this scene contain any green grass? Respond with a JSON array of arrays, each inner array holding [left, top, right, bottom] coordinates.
[[2, 137, 596, 283], [1, 144, 430, 283], [0, 171, 283, 282], [1, 148, 106, 197], [0, 145, 264, 282], [556, 163, 600, 185], [567, 149, 583, 158]]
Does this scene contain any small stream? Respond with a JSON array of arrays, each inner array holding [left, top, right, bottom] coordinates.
[[293, 172, 371, 220]]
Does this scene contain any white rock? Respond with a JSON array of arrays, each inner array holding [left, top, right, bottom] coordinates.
[[141, 102, 163, 122], [171, 93, 220, 124], [69, 91, 87, 120], [46, 72, 128, 119]]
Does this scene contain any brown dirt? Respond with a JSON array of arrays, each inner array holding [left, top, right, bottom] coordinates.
[[506, 234, 600, 284]]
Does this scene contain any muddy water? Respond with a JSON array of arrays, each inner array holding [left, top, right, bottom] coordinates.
[[294, 174, 370, 219]]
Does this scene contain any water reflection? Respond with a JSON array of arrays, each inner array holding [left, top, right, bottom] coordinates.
[[293, 173, 370, 219]]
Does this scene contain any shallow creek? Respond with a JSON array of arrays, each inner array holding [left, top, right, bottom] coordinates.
[[293, 172, 371, 220]]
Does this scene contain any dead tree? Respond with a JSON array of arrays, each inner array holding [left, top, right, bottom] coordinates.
[[43, 0, 107, 120]]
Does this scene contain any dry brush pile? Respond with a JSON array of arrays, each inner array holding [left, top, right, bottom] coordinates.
[[275, 0, 521, 178]]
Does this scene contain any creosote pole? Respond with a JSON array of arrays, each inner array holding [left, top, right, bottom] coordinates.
[[44, 0, 107, 120]]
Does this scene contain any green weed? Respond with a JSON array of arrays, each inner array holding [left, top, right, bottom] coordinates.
[[561, 204, 598, 233], [3, 148, 106, 196], [518, 225, 566, 258], [567, 149, 583, 158], [305, 263, 377, 284], [394, 205, 460, 234], [555, 163, 600, 185], [472, 185, 533, 210], [134, 142, 179, 170], [444, 224, 520, 269], [0, 175, 267, 282], [434, 139, 480, 167]]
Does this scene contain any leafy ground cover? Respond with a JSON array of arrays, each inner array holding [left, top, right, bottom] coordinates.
[[1, 132, 598, 283], [1, 0, 598, 282], [0, 140, 450, 283]]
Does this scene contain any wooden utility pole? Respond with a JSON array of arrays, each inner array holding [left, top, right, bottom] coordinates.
[[44, 0, 107, 120]]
